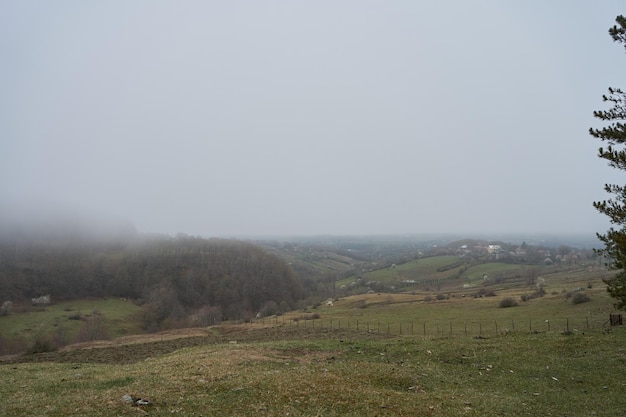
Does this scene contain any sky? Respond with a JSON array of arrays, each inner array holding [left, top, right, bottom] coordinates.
[[1, 1, 625, 238]]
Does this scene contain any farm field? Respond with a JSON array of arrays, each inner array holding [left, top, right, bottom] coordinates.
[[336, 254, 564, 294]]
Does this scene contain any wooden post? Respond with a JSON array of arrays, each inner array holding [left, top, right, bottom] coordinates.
[[610, 314, 623, 326]]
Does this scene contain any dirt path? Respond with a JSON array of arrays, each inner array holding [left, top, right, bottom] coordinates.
[[1, 324, 389, 365]]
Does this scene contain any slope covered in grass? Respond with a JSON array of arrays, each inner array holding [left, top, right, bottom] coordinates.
[[1, 326, 625, 416]]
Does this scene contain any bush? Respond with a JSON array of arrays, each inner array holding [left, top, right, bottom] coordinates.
[[499, 297, 518, 308], [0, 335, 27, 356], [521, 288, 546, 302], [0, 301, 12, 316], [474, 288, 496, 298], [293, 313, 321, 321], [67, 311, 82, 320], [259, 300, 279, 317], [75, 316, 109, 343], [26, 334, 57, 355], [571, 292, 591, 305]]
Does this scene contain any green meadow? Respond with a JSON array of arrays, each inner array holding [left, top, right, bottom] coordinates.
[[1, 323, 624, 416], [0, 298, 142, 350], [0, 257, 623, 416], [337, 255, 532, 292]]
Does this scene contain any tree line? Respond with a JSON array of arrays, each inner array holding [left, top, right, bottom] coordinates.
[[0, 233, 303, 329]]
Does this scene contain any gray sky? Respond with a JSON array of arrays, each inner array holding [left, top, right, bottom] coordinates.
[[1, 1, 625, 237]]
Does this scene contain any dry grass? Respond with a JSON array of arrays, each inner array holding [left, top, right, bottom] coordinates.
[[1, 267, 623, 416], [2, 324, 626, 416]]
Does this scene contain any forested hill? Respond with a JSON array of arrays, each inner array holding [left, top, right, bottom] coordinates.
[[0, 233, 303, 326]]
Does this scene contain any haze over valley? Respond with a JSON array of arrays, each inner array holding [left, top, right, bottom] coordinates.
[[2, 1, 624, 238]]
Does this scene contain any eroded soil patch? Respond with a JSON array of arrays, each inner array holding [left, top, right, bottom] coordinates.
[[2, 325, 388, 365]]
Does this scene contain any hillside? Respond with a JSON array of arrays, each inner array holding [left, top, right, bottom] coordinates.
[[0, 233, 302, 328], [1, 270, 623, 416]]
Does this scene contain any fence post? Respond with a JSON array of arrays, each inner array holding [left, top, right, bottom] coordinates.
[[423, 322, 426, 337]]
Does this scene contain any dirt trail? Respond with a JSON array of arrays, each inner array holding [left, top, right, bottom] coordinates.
[[1, 325, 388, 365]]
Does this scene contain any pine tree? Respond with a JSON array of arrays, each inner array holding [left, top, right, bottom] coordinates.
[[590, 16, 626, 309]]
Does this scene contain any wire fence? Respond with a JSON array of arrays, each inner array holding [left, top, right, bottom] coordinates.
[[254, 315, 615, 339]]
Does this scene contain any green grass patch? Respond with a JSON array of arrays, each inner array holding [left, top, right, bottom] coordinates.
[[0, 298, 142, 351], [338, 255, 466, 289], [1, 329, 625, 416]]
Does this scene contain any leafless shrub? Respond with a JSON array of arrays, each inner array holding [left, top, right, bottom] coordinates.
[[75, 316, 110, 343], [499, 297, 518, 308], [293, 313, 321, 321], [571, 292, 591, 305], [26, 334, 57, 354]]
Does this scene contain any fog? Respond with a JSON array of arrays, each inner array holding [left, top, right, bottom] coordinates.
[[1, 1, 624, 238]]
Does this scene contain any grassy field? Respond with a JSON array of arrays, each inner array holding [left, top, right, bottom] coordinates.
[[0, 263, 624, 416], [337, 255, 534, 292], [1, 325, 625, 416], [0, 298, 142, 352]]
